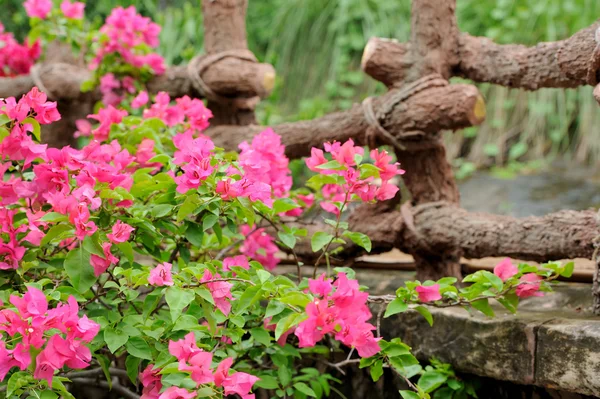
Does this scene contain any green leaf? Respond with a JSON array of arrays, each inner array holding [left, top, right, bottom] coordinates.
[[52, 379, 76, 399], [40, 390, 59, 399], [236, 285, 262, 313], [254, 375, 280, 389], [278, 231, 296, 249], [497, 292, 519, 314], [147, 154, 170, 164], [94, 354, 112, 389], [196, 387, 216, 397], [385, 298, 408, 318], [104, 328, 129, 353], [126, 355, 142, 384], [64, 244, 96, 293], [165, 286, 196, 322], [265, 300, 286, 318], [40, 212, 69, 222], [117, 241, 134, 265], [294, 382, 317, 397], [399, 391, 421, 399], [151, 204, 172, 218], [415, 306, 434, 326], [279, 292, 311, 307], [23, 117, 41, 141], [185, 222, 204, 247], [418, 371, 448, 393], [202, 213, 219, 231], [311, 232, 334, 252], [177, 194, 201, 221], [126, 336, 153, 360], [40, 224, 74, 247], [278, 366, 292, 386], [273, 198, 301, 214], [257, 269, 271, 284], [316, 160, 344, 170], [250, 327, 272, 346], [471, 299, 495, 317], [370, 359, 384, 382], [343, 231, 372, 252], [6, 371, 30, 397], [0, 113, 10, 126], [561, 262, 575, 278]]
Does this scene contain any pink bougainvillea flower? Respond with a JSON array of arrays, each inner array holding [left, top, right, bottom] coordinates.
[[107, 220, 134, 243], [158, 387, 196, 399], [60, 0, 85, 19], [222, 255, 249, 271], [415, 284, 442, 302], [10, 286, 47, 318], [0, 242, 26, 270], [148, 262, 174, 286], [132, 90, 149, 109], [201, 269, 233, 316], [238, 128, 292, 199], [515, 273, 544, 298], [493, 258, 519, 281], [308, 273, 333, 298], [179, 350, 214, 385], [168, 332, 200, 363], [240, 225, 279, 270], [90, 242, 119, 277], [214, 357, 259, 399], [140, 364, 162, 399], [24, 0, 52, 19]]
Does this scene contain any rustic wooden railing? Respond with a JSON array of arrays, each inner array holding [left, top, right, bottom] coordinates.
[[1, 0, 600, 310]]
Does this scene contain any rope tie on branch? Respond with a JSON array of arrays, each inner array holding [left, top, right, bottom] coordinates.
[[187, 50, 260, 110], [30, 64, 57, 100], [362, 73, 448, 151]]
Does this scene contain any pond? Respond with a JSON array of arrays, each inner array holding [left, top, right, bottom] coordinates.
[[459, 163, 600, 217]]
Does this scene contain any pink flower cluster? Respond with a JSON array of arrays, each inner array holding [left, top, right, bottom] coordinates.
[[0, 23, 40, 77], [0, 209, 44, 270], [0, 286, 99, 384], [295, 273, 381, 358], [99, 73, 137, 106], [23, 0, 52, 19], [238, 128, 292, 199], [91, 6, 165, 75], [493, 258, 543, 298], [24, 0, 85, 19], [138, 333, 259, 399], [239, 225, 279, 270], [306, 140, 404, 215], [144, 92, 212, 131]]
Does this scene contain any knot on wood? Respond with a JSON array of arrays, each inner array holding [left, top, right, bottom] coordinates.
[[362, 74, 448, 152], [30, 64, 57, 100], [187, 50, 260, 110]]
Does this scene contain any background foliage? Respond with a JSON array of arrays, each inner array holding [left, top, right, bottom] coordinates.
[[5, 0, 600, 171]]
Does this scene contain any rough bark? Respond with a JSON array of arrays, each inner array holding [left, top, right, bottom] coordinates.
[[397, 143, 460, 205], [407, 0, 459, 82], [362, 21, 600, 90], [396, 205, 598, 263], [208, 83, 485, 158], [362, 38, 411, 87], [0, 61, 274, 102], [202, 0, 257, 126]]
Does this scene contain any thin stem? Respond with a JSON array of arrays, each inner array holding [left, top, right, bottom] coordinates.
[[313, 193, 349, 278], [69, 378, 140, 399]]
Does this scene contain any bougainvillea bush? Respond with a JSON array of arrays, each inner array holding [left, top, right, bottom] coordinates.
[[0, 2, 575, 399]]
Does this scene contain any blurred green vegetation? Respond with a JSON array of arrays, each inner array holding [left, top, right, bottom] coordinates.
[[4, 0, 600, 171]]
